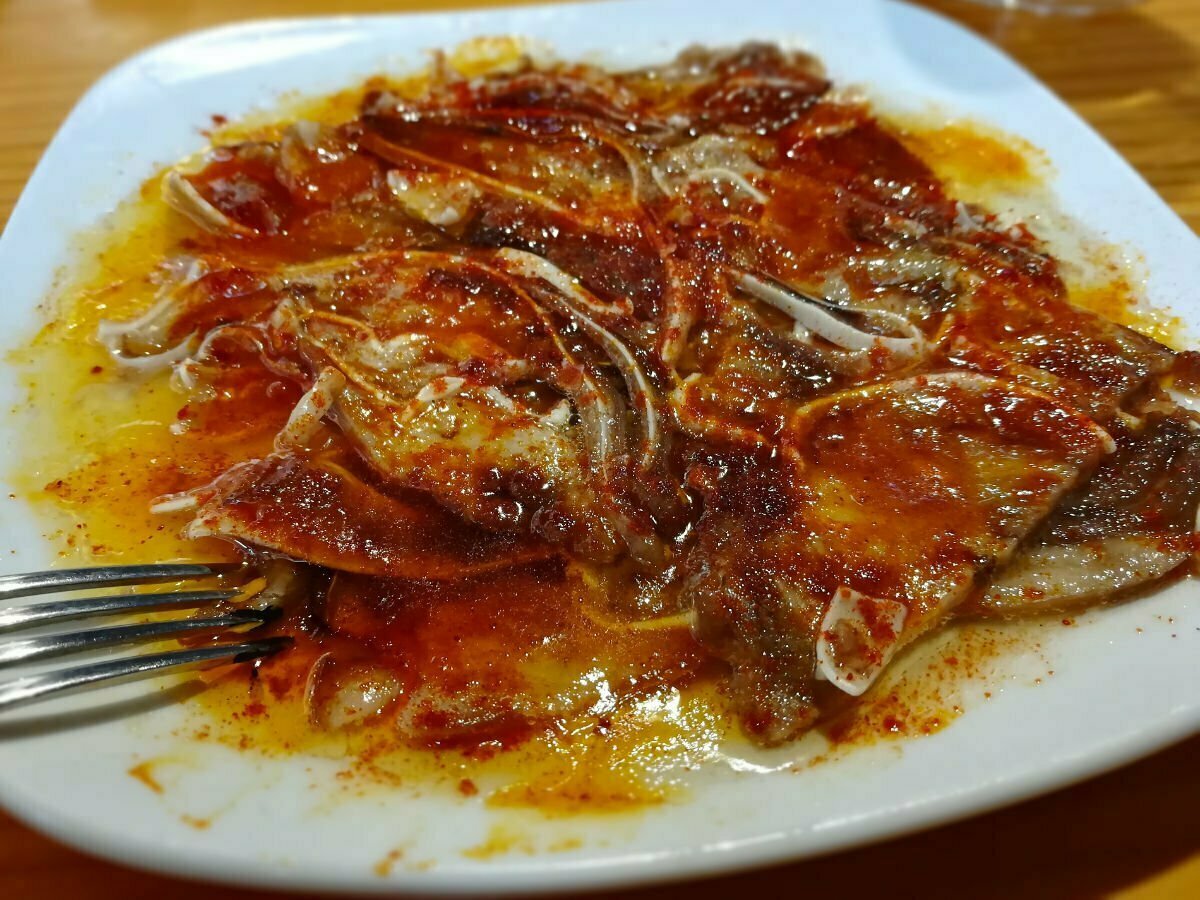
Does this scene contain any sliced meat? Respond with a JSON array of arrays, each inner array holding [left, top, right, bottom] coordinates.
[[357, 122, 669, 323], [186, 451, 552, 579], [981, 412, 1200, 612], [672, 297, 842, 447], [635, 43, 830, 133], [944, 283, 1174, 422], [164, 126, 401, 257], [684, 372, 1114, 744], [336, 380, 629, 560], [980, 539, 1188, 612], [185, 253, 652, 562]]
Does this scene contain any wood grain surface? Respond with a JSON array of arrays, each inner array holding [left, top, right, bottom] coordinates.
[[1, 0, 1198, 897]]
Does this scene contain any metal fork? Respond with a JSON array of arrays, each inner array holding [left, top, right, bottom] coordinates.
[[0, 563, 290, 713]]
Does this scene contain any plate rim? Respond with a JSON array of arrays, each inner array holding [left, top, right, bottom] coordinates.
[[2, 707, 1198, 896]]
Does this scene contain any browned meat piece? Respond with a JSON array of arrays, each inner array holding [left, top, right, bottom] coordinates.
[[684, 373, 1113, 743], [187, 451, 552, 579], [982, 412, 1200, 612]]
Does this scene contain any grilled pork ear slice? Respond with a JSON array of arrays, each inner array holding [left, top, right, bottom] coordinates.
[[242, 253, 652, 562], [943, 284, 1174, 423], [185, 451, 552, 579], [684, 372, 1114, 745], [981, 411, 1200, 612], [335, 382, 636, 561]]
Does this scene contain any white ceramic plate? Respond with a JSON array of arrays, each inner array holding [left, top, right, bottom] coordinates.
[[0, 0, 1197, 894]]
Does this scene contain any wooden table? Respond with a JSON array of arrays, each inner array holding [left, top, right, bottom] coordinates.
[[1, 0, 1198, 896]]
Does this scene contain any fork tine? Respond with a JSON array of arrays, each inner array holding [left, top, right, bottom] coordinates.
[[0, 609, 273, 668], [0, 588, 240, 634], [0, 637, 291, 712], [0, 563, 232, 600]]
